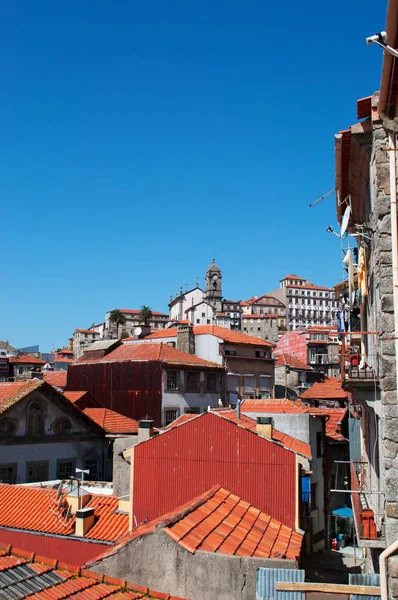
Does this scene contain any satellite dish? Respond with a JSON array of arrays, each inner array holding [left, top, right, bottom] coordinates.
[[134, 327, 142, 337], [341, 205, 351, 237]]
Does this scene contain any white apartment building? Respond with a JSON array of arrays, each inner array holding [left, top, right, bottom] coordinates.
[[269, 275, 337, 330]]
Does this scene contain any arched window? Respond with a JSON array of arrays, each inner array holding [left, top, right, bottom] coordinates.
[[53, 417, 72, 434], [27, 402, 44, 437], [0, 419, 17, 436]]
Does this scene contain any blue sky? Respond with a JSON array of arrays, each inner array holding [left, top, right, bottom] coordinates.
[[1, 1, 384, 351]]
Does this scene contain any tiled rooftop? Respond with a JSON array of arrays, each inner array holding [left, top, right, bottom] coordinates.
[[300, 378, 348, 400], [0, 379, 43, 413], [0, 545, 187, 599], [0, 485, 129, 543], [163, 408, 312, 459], [74, 329, 101, 335], [93, 485, 302, 563], [9, 354, 46, 364], [80, 342, 222, 369], [63, 390, 89, 403], [84, 408, 139, 434], [117, 309, 169, 316], [43, 371, 67, 388], [241, 399, 347, 442], [274, 353, 312, 371], [145, 325, 275, 347]]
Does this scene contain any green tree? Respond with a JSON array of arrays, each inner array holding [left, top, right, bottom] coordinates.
[[109, 309, 127, 339], [139, 305, 153, 326]]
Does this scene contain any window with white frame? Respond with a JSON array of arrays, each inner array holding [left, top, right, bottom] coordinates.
[[166, 370, 178, 390], [164, 408, 179, 426]]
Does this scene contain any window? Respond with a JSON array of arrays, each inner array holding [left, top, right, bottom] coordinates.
[[260, 374, 271, 397], [316, 432, 324, 457], [186, 371, 199, 392], [84, 459, 99, 480], [0, 419, 17, 436], [53, 418, 72, 435], [255, 351, 265, 358], [243, 374, 255, 394], [196, 319, 200, 324], [166, 370, 178, 390], [184, 407, 200, 414], [18, 367, 24, 375], [0, 463, 17, 484], [226, 373, 239, 392], [206, 372, 217, 392], [57, 458, 76, 480], [27, 402, 44, 437], [207, 319, 210, 324], [164, 408, 179, 426], [201, 313, 205, 317], [225, 348, 237, 355], [26, 461, 49, 483]]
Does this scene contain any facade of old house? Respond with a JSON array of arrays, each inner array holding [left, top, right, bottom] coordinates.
[[241, 294, 287, 331], [333, 4, 398, 593], [241, 313, 279, 343], [274, 353, 323, 399], [276, 328, 341, 379]]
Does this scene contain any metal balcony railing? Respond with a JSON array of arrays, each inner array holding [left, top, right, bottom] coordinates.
[[340, 332, 379, 382], [350, 460, 384, 542]]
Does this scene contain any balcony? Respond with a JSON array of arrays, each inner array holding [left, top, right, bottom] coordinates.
[[341, 333, 379, 386], [350, 461, 385, 548]]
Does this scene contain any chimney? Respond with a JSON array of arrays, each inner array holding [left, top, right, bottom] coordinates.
[[256, 416, 273, 439], [138, 419, 154, 444], [133, 326, 151, 339], [177, 324, 195, 355], [236, 398, 241, 420], [75, 507, 95, 537], [66, 488, 91, 514]]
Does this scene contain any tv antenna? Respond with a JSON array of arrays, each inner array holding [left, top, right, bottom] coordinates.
[[309, 188, 335, 208]]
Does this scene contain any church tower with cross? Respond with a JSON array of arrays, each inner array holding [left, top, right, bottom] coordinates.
[[205, 258, 223, 311]]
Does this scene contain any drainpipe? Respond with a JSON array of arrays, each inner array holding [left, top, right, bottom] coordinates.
[[380, 539, 398, 600], [388, 132, 398, 390]]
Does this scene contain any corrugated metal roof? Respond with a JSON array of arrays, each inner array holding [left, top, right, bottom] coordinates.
[[349, 573, 380, 600], [256, 567, 305, 600], [84, 340, 120, 351]]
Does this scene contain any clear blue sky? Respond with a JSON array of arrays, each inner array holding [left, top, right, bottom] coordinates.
[[1, 1, 384, 351]]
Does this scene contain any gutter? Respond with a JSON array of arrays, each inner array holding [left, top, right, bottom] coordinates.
[[379, 0, 398, 117]]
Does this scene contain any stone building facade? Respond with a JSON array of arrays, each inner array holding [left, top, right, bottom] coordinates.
[[334, 12, 398, 593]]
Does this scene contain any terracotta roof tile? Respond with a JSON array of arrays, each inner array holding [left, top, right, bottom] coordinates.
[[9, 354, 46, 364], [163, 408, 312, 459], [0, 379, 44, 413], [193, 325, 275, 347], [0, 545, 187, 599], [241, 399, 348, 441], [274, 353, 312, 371], [74, 329, 101, 335], [80, 342, 222, 369], [96, 486, 303, 563], [84, 408, 139, 434], [300, 378, 348, 400], [63, 390, 89, 403], [0, 485, 129, 543], [116, 309, 168, 316], [43, 371, 67, 388]]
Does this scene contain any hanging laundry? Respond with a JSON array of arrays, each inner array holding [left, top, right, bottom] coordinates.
[[337, 309, 346, 341], [343, 249, 355, 308], [358, 246, 368, 298]]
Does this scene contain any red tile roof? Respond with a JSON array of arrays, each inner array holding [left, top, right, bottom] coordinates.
[[84, 408, 139, 434], [89, 485, 303, 564], [57, 348, 74, 355], [0, 485, 129, 543], [0, 379, 44, 413], [241, 399, 348, 442], [274, 353, 312, 371], [280, 274, 302, 280], [163, 408, 312, 459], [193, 325, 275, 347], [146, 325, 275, 347], [80, 342, 222, 369], [286, 284, 333, 291], [43, 371, 67, 388], [10, 354, 46, 364], [53, 358, 74, 364], [74, 329, 100, 335], [63, 390, 90, 403], [0, 545, 187, 599], [300, 378, 348, 400]]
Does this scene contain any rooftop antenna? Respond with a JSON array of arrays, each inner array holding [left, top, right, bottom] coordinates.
[[309, 188, 335, 208]]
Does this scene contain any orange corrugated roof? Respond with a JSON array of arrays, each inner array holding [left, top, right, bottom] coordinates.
[[0, 485, 129, 543], [274, 353, 312, 371], [241, 399, 347, 442], [144, 328, 178, 339], [80, 342, 222, 369], [43, 371, 67, 388], [84, 408, 138, 434], [300, 378, 348, 400], [163, 408, 312, 459], [0, 546, 187, 599], [89, 485, 303, 564]]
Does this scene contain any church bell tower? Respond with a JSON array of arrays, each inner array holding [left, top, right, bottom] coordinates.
[[205, 258, 222, 311]]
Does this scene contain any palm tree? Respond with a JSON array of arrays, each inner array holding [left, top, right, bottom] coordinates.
[[139, 305, 153, 327], [109, 309, 126, 339]]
